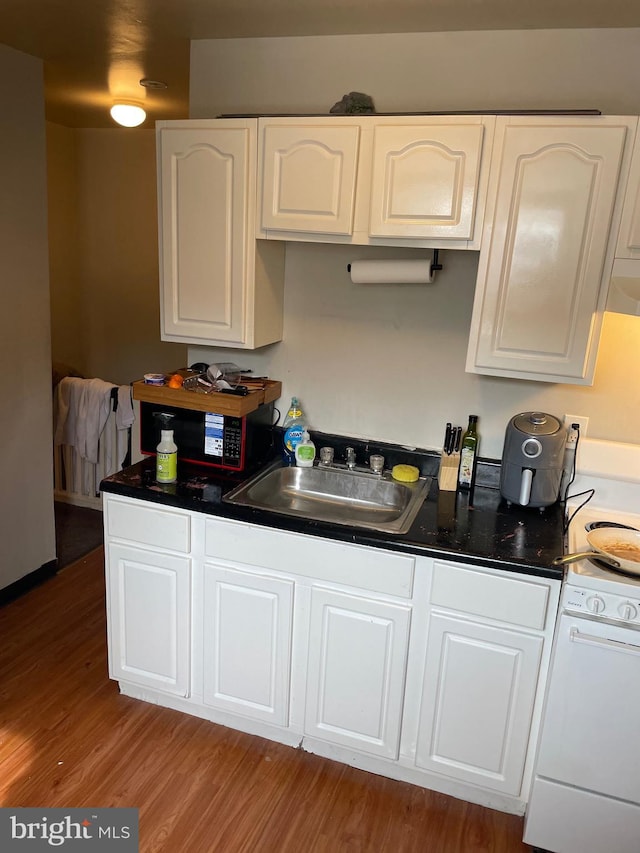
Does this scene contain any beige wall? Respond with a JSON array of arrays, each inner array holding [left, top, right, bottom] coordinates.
[[48, 127, 186, 385], [191, 29, 640, 118], [47, 122, 84, 373], [0, 45, 56, 588], [189, 30, 640, 458]]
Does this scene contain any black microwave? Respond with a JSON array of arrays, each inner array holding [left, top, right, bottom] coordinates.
[[139, 400, 276, 472]]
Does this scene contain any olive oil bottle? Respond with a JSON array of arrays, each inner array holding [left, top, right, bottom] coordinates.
[[457, 415, 479, 492]]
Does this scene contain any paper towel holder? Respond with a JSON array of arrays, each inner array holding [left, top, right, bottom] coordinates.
[[347, 249, 443, 277]]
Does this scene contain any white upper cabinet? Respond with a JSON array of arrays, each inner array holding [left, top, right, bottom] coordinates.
[[607, 121, 640, 315], [259, 121, 361, 235], [258, 116, 494, 248], [157, 119, 284, 349], [615, 122, 640, 261], [466, 116, 635, 384], [368, 117, 493, 244]]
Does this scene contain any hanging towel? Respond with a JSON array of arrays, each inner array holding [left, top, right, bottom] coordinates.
[[115, 385, 135, 430], [53, 377, 116, 464]]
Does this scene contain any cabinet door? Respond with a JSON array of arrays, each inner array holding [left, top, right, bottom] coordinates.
[[106, 543, 191, 696], [305, 587, 411, 759], [416, 611, 543, 795], [158, 120, 255, 346], [467, 117, 631, 384], [369, 120, 486, 240], [203, 564, 294, 727], [260, 121, 361, 235], [615, 125, 640, 260]]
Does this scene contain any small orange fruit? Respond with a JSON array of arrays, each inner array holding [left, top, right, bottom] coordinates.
[[168, 373, 184, 389]]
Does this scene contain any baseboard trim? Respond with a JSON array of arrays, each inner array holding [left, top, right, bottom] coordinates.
[[0, 559, 58, 606]]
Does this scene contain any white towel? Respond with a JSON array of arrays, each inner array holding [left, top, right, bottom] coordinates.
[[53, 377, 116, 464], [115, 385, 135, 430]]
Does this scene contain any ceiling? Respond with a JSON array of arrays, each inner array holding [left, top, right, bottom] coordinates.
[[0, 0, 639, 128]]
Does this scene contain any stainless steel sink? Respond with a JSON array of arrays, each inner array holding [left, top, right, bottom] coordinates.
[[224, 461, 431, 534]]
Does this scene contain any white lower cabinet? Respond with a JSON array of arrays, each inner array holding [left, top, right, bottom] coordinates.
[[415, 612, 543, 795], [106, 542, 192, 697], [202, 563, 294, 726], [103, 495, 560, 813], [304, 586, 411, 759]]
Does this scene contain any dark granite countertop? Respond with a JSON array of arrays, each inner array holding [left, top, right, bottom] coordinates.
[[101, 435, 565, 581]]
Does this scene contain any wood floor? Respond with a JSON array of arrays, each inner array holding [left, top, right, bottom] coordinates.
[[0, 548, 532, 852]]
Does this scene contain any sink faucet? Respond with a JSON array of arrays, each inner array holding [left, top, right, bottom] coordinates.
[[318, 446, 385, 477]]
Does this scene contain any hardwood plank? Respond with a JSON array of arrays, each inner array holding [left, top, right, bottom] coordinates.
[[0, 547, 531, 852]]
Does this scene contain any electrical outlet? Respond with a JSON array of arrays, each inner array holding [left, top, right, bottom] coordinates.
[[564, 414, 589, 436]]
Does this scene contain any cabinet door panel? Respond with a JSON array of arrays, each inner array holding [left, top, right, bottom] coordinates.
[[260, 124, 360, 235], [305, 587, 411, 758], [416, 612, 542, 795], [106, 543, 191, 696], [203, 564, 294, 726], [616, 128, 640, 259], [158, 123, 252, 345], [467, 119, 629, 383], [369, 123, 484, 239]]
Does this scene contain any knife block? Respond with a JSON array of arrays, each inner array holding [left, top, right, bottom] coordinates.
[[438, 451, 460, 492]]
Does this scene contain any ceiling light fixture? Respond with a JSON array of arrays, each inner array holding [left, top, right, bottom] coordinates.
[[110, 102, 146, 128], [139, 78, 167, 90]]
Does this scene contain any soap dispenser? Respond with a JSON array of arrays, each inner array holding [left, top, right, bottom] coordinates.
[[295, 429, 316, 468], [154, 412, 177, 484]]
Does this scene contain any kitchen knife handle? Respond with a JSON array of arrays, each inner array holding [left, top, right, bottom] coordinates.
[[444, 423, 452, 455]]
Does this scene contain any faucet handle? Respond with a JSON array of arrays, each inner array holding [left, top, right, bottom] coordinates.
[[369, 454, 384, 474], [345, 446, 356, 469], [319, 446, 334, 466]]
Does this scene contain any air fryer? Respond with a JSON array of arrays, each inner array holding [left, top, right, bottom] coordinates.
[[499, 412, 567, 509]]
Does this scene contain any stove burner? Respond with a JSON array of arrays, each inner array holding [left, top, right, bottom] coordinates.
[[588, 556, 640, 579], [585, 521, 639, 533]]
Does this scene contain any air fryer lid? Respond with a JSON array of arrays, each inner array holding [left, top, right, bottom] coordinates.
[[512, 411, 562, 436]]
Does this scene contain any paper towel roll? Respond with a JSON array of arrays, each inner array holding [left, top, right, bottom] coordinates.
[[348, 259, 433, 284]]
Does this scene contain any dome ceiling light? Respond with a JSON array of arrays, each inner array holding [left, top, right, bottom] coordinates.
[[109, 80, 168, 128], [110, 102, 146, 127]]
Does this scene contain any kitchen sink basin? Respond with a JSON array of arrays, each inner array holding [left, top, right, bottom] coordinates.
[[223, 461, 432, 534]]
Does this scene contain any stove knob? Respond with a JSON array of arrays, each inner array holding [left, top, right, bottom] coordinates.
[[618, 602, 638, 621], [586, 595, 606, 614]]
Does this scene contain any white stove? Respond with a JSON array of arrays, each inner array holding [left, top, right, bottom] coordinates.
[[525, 452, 640, 853], [562, 502, 640, 620]]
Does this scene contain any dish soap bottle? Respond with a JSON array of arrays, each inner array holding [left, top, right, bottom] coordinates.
[[282, 397, 306, 465], [156, 428, 178, 484], [457, 415, 479, 492], [295, 429, 316, 468]]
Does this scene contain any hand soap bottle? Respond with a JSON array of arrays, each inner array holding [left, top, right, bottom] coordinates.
[[295, 430, 316, 467], [154, 412, 177, 484]]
